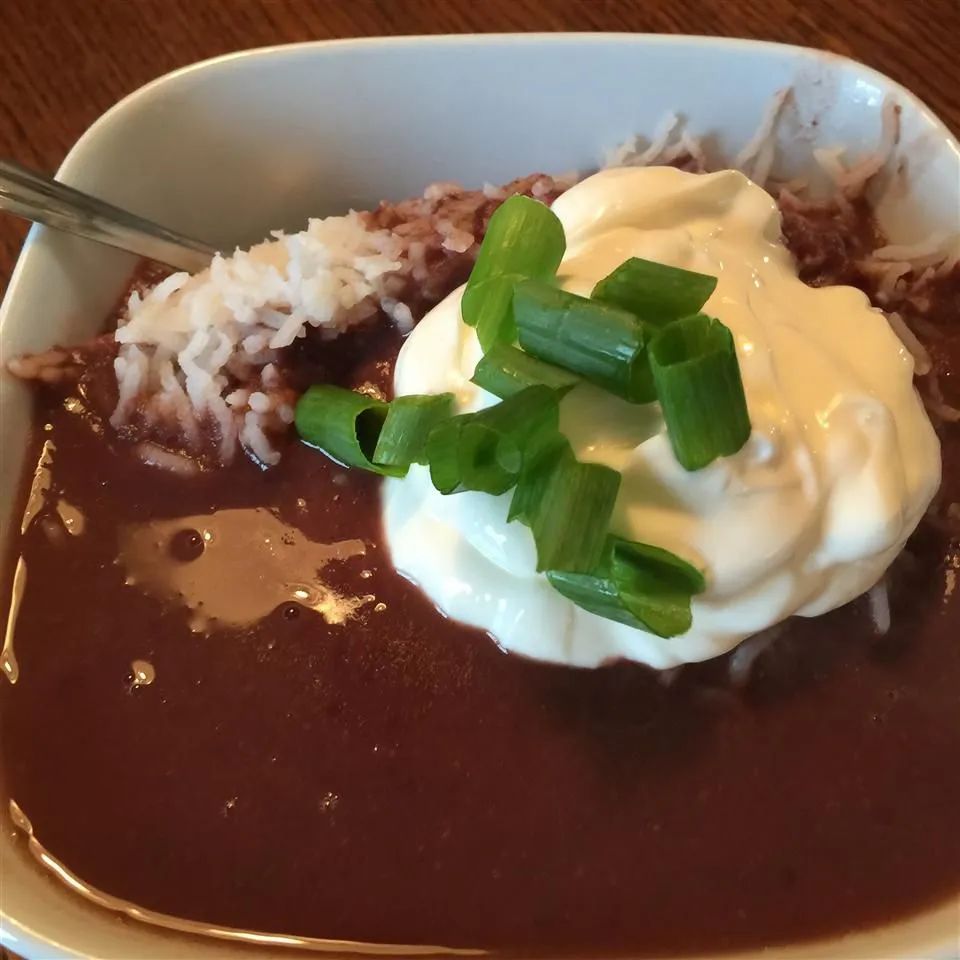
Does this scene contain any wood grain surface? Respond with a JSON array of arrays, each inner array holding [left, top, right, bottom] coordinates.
[[1, 0, 959, 293]]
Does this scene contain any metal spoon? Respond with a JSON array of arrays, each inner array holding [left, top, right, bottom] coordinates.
[[0, 158, 217, 273]]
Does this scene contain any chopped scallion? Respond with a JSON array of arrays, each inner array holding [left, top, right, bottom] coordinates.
[[514, 279, 656, 403], [470, 384, 560, 440], [610, 539, 705, 637], [464, 276, 520, 352], [545, 565, 629, 625], [461, 195, 566, 348], [467, 195, 567, 291], [547, 537, 705, 637], [507, 433, 569, 526], [426, 417, 519, 496], [426, 386, 560, 496], [294, 385, 405, 477], [373, 393, 455, 468], [472, 343, 580, 399], [592, 257, 718, 326], [649, 314, 751, 470], [296, 239, 730, 636], [517, 440, 621, 573]]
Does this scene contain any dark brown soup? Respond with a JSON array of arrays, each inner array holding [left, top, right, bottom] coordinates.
[[2, 312, 959, 957], [2, 176, 960, 956]]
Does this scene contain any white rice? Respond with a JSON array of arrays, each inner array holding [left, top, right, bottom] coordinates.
[[838, 100, 901, 195], [607, 112, 681, 168], [886, 312, 933, 375], [734, 87, 791, 188], [134, 442, 200, 475], [727, 624, 785, 687], [871, 230, 959, 266], [812, 146, 848, 183], [868, 579, 891, 636], [858, 258, 914, 304], [112, 212, 404, 464], [381, 297, 415, 334]]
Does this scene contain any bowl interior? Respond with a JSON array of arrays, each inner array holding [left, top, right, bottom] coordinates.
[[0, 34, 957, 960]]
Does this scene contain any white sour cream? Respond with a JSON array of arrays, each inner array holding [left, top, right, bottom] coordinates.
[[383, 167, 941, 669]]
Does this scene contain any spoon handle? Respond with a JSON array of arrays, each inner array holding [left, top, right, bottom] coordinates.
[[0, 159, 217, 273]]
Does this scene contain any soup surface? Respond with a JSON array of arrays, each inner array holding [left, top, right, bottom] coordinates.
[[2, 220, 960, 956]]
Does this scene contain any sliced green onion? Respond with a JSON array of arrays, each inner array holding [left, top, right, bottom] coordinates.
[[592, 257, 718, 326], [649, 314, 751, 470], [611, 539, 705, 637], [462, 195, 566, 348], [533, 457, 620, 573], [295, 385, 405, 477], [471, 384, 560, 439], [472, 343, 580, 399], [425, 418, 467, 494], [507, 433, 569, 526], [514, 280, 656, 403], [513, 439, 620, 573], [612, 540, 706, 595], [427, 387, 559, 496], [467, 196, 567, 290], [545, 565, 631, 626], [547, 537, 705, 637], [426, 417, 519, 496], [467, 276, 519, 352], [372, 393, 455, 469]]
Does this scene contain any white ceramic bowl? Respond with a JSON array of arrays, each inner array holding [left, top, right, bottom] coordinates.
[[1, 34, 958, 960]]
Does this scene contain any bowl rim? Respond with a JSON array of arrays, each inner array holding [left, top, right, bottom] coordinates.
[[1, 31, 958, 960], [5, 32, 960, 330]]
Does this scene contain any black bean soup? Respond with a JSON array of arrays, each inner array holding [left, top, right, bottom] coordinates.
[[1, 214, 959, 956]]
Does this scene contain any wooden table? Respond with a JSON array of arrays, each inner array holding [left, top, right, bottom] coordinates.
[[2, 0, 959, 292]]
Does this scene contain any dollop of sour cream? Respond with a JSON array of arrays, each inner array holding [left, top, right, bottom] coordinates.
[[383, 167, 941, 669]]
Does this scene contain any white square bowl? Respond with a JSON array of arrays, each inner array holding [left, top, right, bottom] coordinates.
[[1, 34, 958, 960]]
